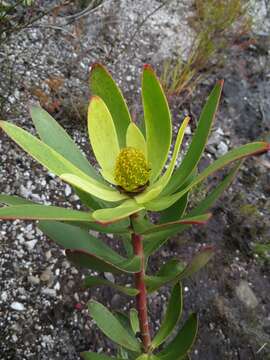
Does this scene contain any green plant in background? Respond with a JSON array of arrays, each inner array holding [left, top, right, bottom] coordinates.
[[161, 0, 250, 96], [0, 64, 269, 359]]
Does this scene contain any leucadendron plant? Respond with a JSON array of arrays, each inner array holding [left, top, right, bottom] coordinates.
[[0, 64, 269, 359]]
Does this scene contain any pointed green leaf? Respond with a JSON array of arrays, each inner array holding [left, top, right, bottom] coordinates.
[[159, 314, 198, 360], [159, 194, 188, 224], [145, 142, 269, 211], [142, 65, 172, 182], [159, 170, 197, 224], [179, 246, 214, 279], [81, 351, 125, 360], [0, 205, 93, 222], [61, 173, 127, 202], [144, 161, 244, 257], [73, 218, 130, 234], [188, 161, 243, 216], [145, 248, 214, 293], [38, 221, 140, 274], [152, 283, 183, 349], [93, 199, 144, 224], [136, 117, 189, 204], [83, 276, 139, 296], [88, 96, 120, 173], [90, 63, 131, 148], [0, 121, 109, 192], [67, 250, 141, 274], [74, 188, 107, 210], [140, 213, 212, 235], [130, 308, 140, 334], [30, 105, 100, 180], [163, 81, 224, 196], [126, 123, 147, 158], [145, 258, 186, 293], [88, 300, 141, 352], [29, 106, 106, 209]]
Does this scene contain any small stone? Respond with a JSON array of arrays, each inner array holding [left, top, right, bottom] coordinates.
[[64, 184, 72, 197], [11, 302, 25, 311], [217, 142, 229, 156], [1, 291, 8, 302], [42, 288, 57, 297], [104, 272, 115, 283], [40, 268, 53, 283], [28, 275, 40, 285], [25, 239, 38, 251], [235, 280, 259, 309]]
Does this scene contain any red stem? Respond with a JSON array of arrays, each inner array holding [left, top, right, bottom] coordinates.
[[131, 229, 151, 352]]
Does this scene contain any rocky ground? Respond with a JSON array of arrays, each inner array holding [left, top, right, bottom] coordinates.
[[0, 1, 270, 359]]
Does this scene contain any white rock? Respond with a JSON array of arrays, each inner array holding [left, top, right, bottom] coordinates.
[[64, 184, 72, 197], [42, 288, 57, 297], [1, 291, 8, 302], [25, 239, 38, 251], [11, 302, 25, 311], [236, 280, 258, 309], [217, 142, 229, 156]]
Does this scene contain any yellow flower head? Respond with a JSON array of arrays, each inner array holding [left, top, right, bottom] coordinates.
[[114, 147, 150, 192]]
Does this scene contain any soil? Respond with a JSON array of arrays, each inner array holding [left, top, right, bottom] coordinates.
[[0, 1, 269, 360]]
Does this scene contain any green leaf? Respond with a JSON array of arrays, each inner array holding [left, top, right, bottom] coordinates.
[[88, 300, 141, 352], [67, 250, 141, 274], [90, 63, 131, 148], [83, 276, 139, 296], [146, 142, 269, 211], [136, 117, 189, 204], [188, 161, 242, 217], [29, 106, 106, 209], [159, 169, 197, 224], [157, 259, 186, 277], [163, 81, 224, 196], [74, 188, 106, 210], [0, 194, 34, 206], [81, 351, 125, 360], [0, 205, 93, 222], [179, 246, 214, 279], [145, 248, 214, 293], [93, 199, 144, 224], [152, 283, 183, 349], [88, 96, 120, 174], [0, 121, 110, 192], [142, 65, 172, 182], [140, 213, 212, 235], [143, 161, 243, 256], [126, 123, 147, 158], [135, 355, 160, 360], [159, 194, 188, 224], [61, 173, 127, 202], [38, 221, 141, 274], [74, 218, 130, 234], [159, 313, 198, 360], [30, 105, 100, 180], [130, 308, 140, 334], [130, 211, 151, 234]]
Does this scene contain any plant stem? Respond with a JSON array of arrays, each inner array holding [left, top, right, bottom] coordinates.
[[131, 217, 151, 353]]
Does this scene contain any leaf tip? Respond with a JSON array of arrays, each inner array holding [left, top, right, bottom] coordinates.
[[218, 79, 224, 88], [143, 64, 156, 75], [90, 62, 107, 74]]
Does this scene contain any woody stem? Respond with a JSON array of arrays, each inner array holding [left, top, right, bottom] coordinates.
[[131, 215, 151, 353]]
